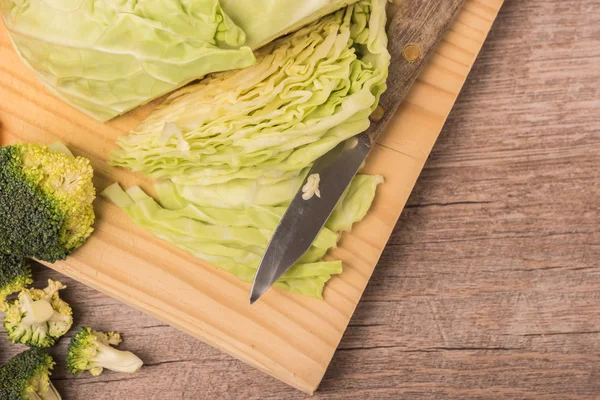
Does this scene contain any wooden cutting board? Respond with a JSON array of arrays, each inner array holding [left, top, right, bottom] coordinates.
[[0, 0, 503, 394]]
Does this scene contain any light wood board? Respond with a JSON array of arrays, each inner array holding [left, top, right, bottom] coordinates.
[[0, 0, 503, 394]]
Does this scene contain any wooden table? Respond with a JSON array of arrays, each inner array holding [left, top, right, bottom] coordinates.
[[1, 0, 599, 398]]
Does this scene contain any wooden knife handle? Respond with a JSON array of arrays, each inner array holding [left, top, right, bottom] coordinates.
[[365, 0, 466, 145]]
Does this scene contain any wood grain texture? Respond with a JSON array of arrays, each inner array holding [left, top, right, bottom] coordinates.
[[0, 0, 503, 394], [4, 0, 596, 398]]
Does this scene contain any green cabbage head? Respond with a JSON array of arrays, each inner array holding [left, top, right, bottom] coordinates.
[[0, 0, 256, 121], [220, 0, 359, 49]]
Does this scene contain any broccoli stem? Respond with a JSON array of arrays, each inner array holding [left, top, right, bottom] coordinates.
[[46, 382, 62, 400], [92, 342, 143, 374], [22, 296, 54, 325], [26, 381, 62, 400], [47, 142, 73, 157]]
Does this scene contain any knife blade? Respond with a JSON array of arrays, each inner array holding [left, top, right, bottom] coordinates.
[[250, 0, 466, 304]]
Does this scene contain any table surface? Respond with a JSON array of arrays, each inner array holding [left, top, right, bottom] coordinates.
[[1, 0, 599, 399]]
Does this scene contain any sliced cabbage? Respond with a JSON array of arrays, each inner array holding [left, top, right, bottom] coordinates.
[[125, 196, 339, 250], [102, 173, 383, 298], [111, 0, 390, 185], [0, 0, 256, 121], [154, 171, 309, 209], [103, 0, 389, 298]]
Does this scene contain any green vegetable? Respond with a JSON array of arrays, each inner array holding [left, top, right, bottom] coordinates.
[[111, 0, 390, 185], [124, 184, 338, 250], [102, 172, 383, 298], [326, 174, 384, 232], [221, 0, 359, 49], [105, 0, 388, 298], [3, 280, 73, 348], [0, 348, 61, 400], [103, 183, 341, 284], [67, 327, 143, 377], [0, 143, 95, 262], [155, 172, 309, 209], [0, 253, 32, 306], [0, 0, 256, 121]]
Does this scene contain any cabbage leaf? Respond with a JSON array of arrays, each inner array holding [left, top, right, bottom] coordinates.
[[220, 0, 359, 49]]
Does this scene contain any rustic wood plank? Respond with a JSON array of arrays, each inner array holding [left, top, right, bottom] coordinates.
[[3, 0, 599, 398]]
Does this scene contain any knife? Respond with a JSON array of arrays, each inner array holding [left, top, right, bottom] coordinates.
[[250, 0, 466, 304]]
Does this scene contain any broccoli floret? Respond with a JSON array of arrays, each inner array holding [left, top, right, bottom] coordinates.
[[0, 347, 61, 400], [0, 253, 32, 306], [67, 327, 143, 376], [3, 280, 73, 348], [0, 142, 96, 262]]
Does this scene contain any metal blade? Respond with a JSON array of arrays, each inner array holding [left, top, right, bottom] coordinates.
[[250, 136, 371, 304]]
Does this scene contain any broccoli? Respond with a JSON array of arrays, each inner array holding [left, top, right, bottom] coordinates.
[[67, 327, 143, 376], [0, 142, 96, 262], [3, 280, 73, 348], [0, 347, 61, 400], [0, 253, 32, 306]]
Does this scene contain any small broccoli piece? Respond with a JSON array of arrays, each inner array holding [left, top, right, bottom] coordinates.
[[0, 142, 96, 262], [0, 253, 32, 306], [0, 347, 61, 400], [3, 280, 73, 348], [67, 327, 143, 376]]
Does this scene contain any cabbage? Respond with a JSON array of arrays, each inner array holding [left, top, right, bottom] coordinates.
[[326, 174, 383, 232], [111, 0, 390, 185], [0, 0, 256, 121], [154, 170, 310, 209], [104, 0, 389, 298], [220, 0, 359, 49], [102, 173, 383, 298]]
